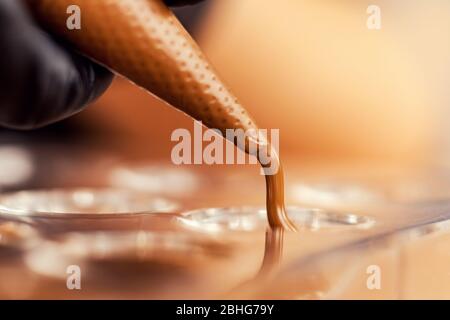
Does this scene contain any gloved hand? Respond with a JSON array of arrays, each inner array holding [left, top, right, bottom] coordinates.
[[0, 0, 204, 130]]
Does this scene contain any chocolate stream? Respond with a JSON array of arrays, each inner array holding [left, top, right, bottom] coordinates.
[[26, 0, 295, 230]]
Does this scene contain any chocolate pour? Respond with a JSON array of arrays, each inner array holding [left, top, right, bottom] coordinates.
[[28, 0, 297, 231], [264, 165, 297, 231], [257, 142, 297, 231]]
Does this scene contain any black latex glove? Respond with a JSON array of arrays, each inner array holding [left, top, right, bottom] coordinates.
[[0, 0, 204, 130]]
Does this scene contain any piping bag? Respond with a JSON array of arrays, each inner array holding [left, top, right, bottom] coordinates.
[[26, 0, 296, 231]]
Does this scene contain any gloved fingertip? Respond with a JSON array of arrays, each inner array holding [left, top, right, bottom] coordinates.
[[164, 0, 205, 7], [66, 52, 114, 109]]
